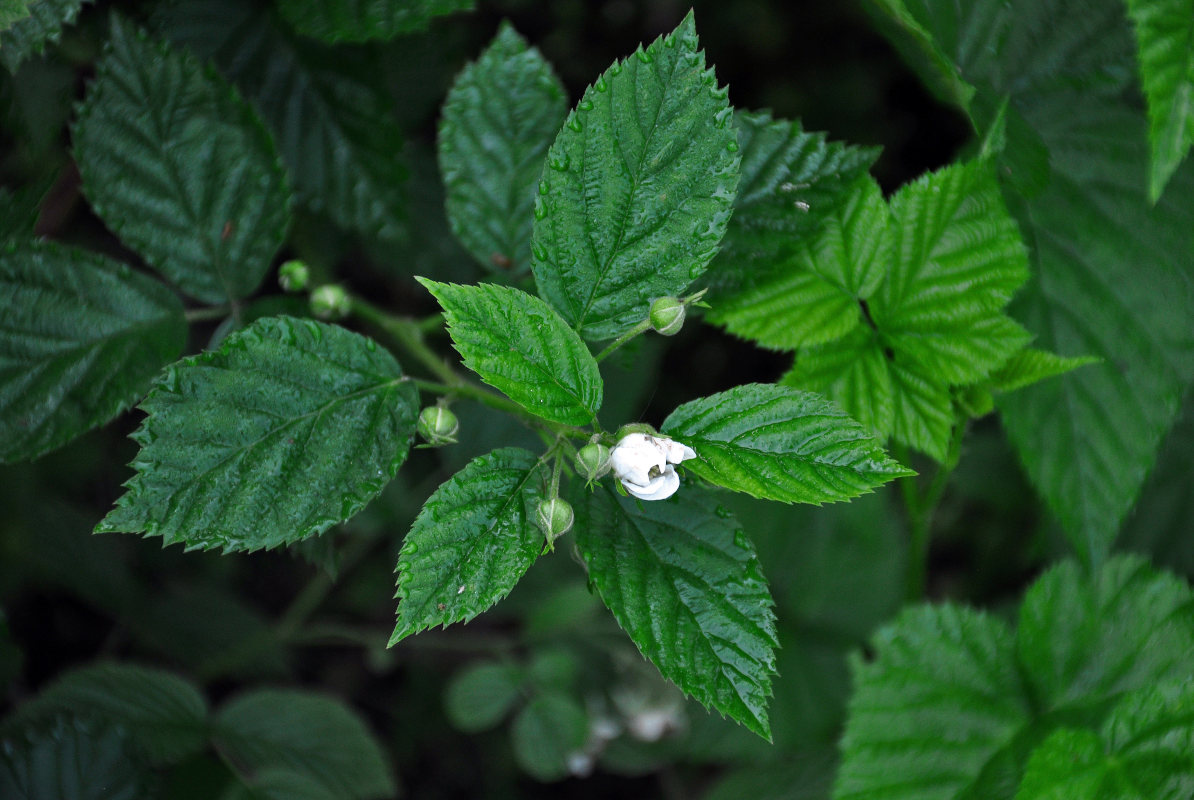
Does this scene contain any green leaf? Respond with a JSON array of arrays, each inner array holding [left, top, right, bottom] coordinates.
[[418, 279, 602, 426], [214, 689, 395, 800], [438, 22, 567, 276], [0, 241, 186, 464], [1123, 0, 1194, 200], [531, 11, 740, 341], [573, 487, 778, 739], [96, 316, 418, 553], [985, 349, 1099, 394], [709, 176, 891, 350], [705, 110, 880, 297], [390, 447, 548, 643], [444, 661, 524, 732], [157, 0, 407, 241], [660, 383, 912, 504], [277, 0, 473, 43], [0, 184, 41, 241], [834, 605, 1032, 800], [1, 663, 207, 765], [0, 717, 147, 800], [511, 691, 588, 782], [0, 0, 90, 73], [222, 769, 341, 800], [1014, 729, 1115, 799], [73, 17, 291, 304]]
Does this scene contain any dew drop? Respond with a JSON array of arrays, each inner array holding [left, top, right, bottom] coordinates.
[[726, 140, 739, 153], [567, 115, 583, 132], [533, 201, 548, 220], [548, 152, 570, 171], [532, 243, 548, 261], [714, 505, 731, 519], [636, 48, 653, 64], [594, 76, 607, 92], [733, 530, 749, 549], [713, 108, 732, 129], [609, 62, 623, 76], [538, 180, 549, 196]]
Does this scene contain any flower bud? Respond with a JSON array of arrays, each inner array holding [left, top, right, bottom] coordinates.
[[310, 284, 351, 319], [278, 259, 310, 292], [649, 296, 685, 336], [417, 405, 459, 446], [576, 442, 612, 481], [537, 497, 574, 546]]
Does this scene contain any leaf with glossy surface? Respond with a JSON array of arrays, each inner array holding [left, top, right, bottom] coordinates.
[[531, 11, 740, 341], [438, 22, 566, 276], [419, 279, 602, 426], [0, 0, 89, 73], [573, 487, 778, 739], [97, 316, 418, 553], [277, 0, 473, 43], [390, 447, 548, 643], [661, 383, 912, 504], [0, 242, 186, 464]]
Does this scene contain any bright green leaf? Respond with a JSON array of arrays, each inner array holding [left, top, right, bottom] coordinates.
[[390, 447, 548, 644], [0, 717, 147, 800], [444, 661, 524, 733], [214, 689, 395, 800], [0, 241, 186, 464], [1123, 0, 1194, 200], [277, 0, 473, 43], [418, 279, 602, 426], [511, 691, 588, 782], [1014, 728, 1117, 799], [0, 0, 89, 73], [157, 0, 407, 241], [438, 22, 567, 276], [96, 316, 418, 553], [531, 11, 740, 341], [661, 383, 912, 504], [573, 487, 778, 739], [985, 349, 1099, 394], [73, 17, 290, 304]]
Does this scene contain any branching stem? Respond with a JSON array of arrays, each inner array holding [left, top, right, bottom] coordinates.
[[897, 421, 965, 600]]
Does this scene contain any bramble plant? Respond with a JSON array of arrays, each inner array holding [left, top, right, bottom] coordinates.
[[2, 0, 1194, 797]]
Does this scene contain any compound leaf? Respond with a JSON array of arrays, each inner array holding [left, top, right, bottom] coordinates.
[[277, 0, 473, 43], [531, 11, 740, 341], [573, 487, 778, 739], [419, 279, 602, 426], [97, 316, 418, 553], [0, 241, 186, 464], [74, 16, 291, 304], [0, 0, 90, 73], [661, 383, 912, 504], [390, 447, 548, 644], [985, 348, 1100, 394], [438, 22, 567, 276]]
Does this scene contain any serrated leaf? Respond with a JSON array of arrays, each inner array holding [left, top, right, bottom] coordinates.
[[419, 279, 602, 426], [1, 663, 207, 765], [96, 316, 418, 553], [0, 0, 90, 73], [1123, 0, 1194, 200], [390, 447, 548, 643], [214, 689, 394, 800], [277, 0, 472, 43], [706, 110, 880, 297], [660, 383, 911, 504], [985, 348, 1099, 394], [0, 184, 41, 241], [511, 691, 588, 782], [531, 11, 740, 341], [73, 17, 291, 304], [0, 241, 186, 464], [157, 0, 407, 241], [709, 176, 891, 350], [438, 22, 566, 276], [573, 487, 778, 739], [444, 661, 523, 732], [0, 717, 147, 800], [834, 605, 1032, 800]]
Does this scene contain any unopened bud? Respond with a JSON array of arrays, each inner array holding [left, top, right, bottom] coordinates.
[[417, 406, 459, 446], [278, 259, 310, 292], [537, 497, 574, 546], [310, 284, 351, 319], [649, 296, 685, 336], [576, 442, 612, 481]]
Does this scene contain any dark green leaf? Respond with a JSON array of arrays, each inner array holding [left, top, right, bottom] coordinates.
[[511, 691, 588, 782], [438, 22, 567, 276], [277, 0, 473, 43], [444, 661, 523, 732], [531, 11, 740, 341], [96, 316, 418, 553], [0, 717, 148, 800], [214, 689, 394, 800], [222, 768, 341, 800], [985, 349, 1100, 394], [0, 0, 89, 73], [0, 184, 42, 241], [661, 383, 912, 504], [573, 487, 777, 739], [390, 447, 548, 643], [419, 279, 602, 426], [0, 241, 186, 463]]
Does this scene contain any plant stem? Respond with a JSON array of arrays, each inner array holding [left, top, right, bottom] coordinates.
[[184, 305, 233, 323], [350, 296, 458, 385], [898, 423, 964, 601], [595, 319, 652, 363]]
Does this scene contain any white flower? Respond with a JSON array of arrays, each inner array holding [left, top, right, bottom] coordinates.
[[609, 433, 697, 501]]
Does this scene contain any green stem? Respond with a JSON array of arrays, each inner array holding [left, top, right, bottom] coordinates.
[[351, 297, 458, 385], [595, 319, 652, 363], [184, 305, 233, 323], [898, 423, 964, 601]]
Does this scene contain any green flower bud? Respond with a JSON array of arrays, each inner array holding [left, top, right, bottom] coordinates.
[[576, 442, 612, 481], [537, 497, 574, 546], [649, 296, 685, 336], [417, 405, 459, 446], [309, 284, 351, 320], [278, 259, 310, 292]]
